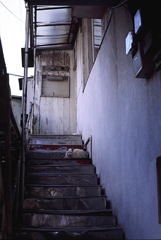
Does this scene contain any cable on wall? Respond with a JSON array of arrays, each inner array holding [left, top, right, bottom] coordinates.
[[0, 1, 24, 23]]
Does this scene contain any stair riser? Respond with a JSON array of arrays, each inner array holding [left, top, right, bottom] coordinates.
[[15, 229, 123, 240], [27, 151, 66, 159], [26, 165, 95, 174], [25, 175, 98, 185], [23, 213, 116, 228], [25, 186, 101, 198], [23, 197, 106, 210], [27, 159, 92, 165]]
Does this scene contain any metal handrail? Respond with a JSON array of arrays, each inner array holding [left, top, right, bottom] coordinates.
[[84, 135, 92, 158], [26, 101, 34, 142]]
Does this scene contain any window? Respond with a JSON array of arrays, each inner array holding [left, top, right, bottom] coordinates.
[[41, 75, 70, 98], [82, 18, 102, 89]]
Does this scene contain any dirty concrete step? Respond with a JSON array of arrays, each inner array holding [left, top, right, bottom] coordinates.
[[26, 165, 95, 174], [27, 148, 84, 159], [15, 226, 123, 240], [23, 196, 107, 210], [29, 139, 83, 145], [26, 158, 92, 165], [25, 174, 98, 185], [25, 185, 102, 197], [29, 134, 82, 140], [23, 209, 112, 216], [23, 213, 116, 228]]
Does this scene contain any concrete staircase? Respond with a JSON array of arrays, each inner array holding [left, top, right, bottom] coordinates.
[[15, 134, 123, 239]]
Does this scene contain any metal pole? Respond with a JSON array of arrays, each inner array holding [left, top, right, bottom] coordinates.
[[21, 3, 29, 215]]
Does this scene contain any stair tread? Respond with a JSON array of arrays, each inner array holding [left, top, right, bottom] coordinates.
[[30, 134, 82, 138], [25, 184, 100, 187], [26, 158, 92, 165], [24, 195, 106, 199], [27, 158, 92, 160], [26, 165, 94, 174], [28, 142, 83, 147], [15, 226, 123, 240], [27, 147, 84, 152], [26, 164, 94, 167], [16, 225, 122, 231], [26, 173, 96, 175], [23, 209, 112, 215], [22, 213, 116, 228]]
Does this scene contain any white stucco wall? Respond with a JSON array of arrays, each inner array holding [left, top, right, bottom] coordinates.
[[76, 8, 161, 239]]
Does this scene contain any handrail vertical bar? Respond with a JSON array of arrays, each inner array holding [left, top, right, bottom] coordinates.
[[21, 3, 29, 216], [84, 135, 92, 158], [26, 101, 33, 142]]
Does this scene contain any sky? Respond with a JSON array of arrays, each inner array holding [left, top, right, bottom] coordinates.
[[0, 0, 34, 96]]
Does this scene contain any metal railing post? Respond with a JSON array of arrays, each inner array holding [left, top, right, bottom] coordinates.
[[84, 135, 92, 159], [21, 3, 29, 216]]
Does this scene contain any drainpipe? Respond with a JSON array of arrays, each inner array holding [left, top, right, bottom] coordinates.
[[21, 3, 29, 216]]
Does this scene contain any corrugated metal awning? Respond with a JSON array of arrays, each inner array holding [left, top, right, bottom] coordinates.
[[33, 6, 79, 50], [28, 0, 120, 50]]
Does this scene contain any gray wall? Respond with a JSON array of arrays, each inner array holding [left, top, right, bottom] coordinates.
[[11, 96, 22, 129], [75, 8, 161, 239]]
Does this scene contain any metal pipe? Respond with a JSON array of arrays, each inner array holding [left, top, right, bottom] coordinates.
[[26, 102, 34, 142], [8, 73, 24, 77], [21, 3, 29, 217], [29, 5, 34, 49], [26, 102, 33, 125], [37, 23, 71, 27], [34, 5, 37, 48], [14, 157, 21, 223], [90, 135, 92, 159], [67, 17, 74, 43], [36, 42, 73, 47]]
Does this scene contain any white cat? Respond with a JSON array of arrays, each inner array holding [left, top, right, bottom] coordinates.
[[64, 148, 89, 158]]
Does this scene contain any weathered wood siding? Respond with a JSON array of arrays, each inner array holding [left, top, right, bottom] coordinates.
[[33, 50, 77, 134]]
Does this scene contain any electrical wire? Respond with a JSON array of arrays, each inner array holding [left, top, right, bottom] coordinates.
[[110, 0, 128, 9], [0, 1, 24, 23]]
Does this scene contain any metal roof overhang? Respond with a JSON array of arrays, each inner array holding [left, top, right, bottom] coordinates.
[[26, 0, 119, 7], [27, 0, 120, 50]]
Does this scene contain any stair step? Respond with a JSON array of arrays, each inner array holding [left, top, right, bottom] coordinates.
[[14, 134, 124, 239], [23, 196, 107, 210], [27, 148, 83, 159], [15, 226, 123, 240], [29, 139, 83, 145], [29, 134, 82, 140], [28, 145, 84, 152], [25, 174, 98, 185], [23, 213, 116, 228], [23, 209, 112, 216], [25, 185, 102, 197], [26, 165, 95, 174], [27, 158, 92, 165]]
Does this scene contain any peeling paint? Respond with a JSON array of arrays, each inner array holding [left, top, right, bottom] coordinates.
[[31, 49, 77, 135]]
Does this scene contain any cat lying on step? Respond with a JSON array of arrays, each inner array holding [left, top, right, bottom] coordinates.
[[64, 148, 89, 158]]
